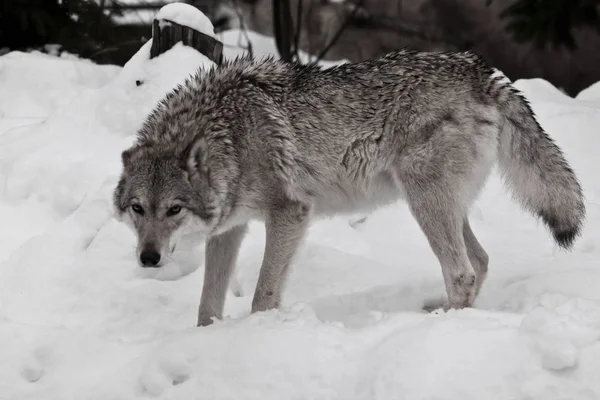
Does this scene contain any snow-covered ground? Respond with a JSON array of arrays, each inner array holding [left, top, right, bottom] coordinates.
[[1, 25, 600, 400]]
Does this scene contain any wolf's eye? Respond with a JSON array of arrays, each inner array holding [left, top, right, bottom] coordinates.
[[167, 205, 182, 217], [131, 204, 144, 215]]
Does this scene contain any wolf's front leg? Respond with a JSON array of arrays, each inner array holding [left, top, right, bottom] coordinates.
[[197, 224, 248, 327], [251, 201, 311, 313]]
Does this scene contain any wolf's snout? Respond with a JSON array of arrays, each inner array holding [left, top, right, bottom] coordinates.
[[140, 250, 161, 267]]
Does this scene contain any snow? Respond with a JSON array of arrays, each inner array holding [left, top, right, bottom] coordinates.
[[1, 23, 600, 399], [577, 81, 600, 102], [0, 50, 120, 135], [155, 2, 215, 38]]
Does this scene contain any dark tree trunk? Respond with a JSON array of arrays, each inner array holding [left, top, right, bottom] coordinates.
[[150, 18, 223, 64], [273, 0, 294, 62]]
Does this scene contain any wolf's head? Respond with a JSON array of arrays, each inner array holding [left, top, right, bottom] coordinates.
[[112, 139, 223, 268]]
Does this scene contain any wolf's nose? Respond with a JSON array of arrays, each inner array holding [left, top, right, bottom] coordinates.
[[140, 251, 161, 267]]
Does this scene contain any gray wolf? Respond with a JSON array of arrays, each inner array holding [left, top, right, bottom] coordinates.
[[113, 50, 585, 326]]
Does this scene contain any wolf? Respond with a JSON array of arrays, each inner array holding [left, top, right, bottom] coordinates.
[[113, 50, 585, 327]]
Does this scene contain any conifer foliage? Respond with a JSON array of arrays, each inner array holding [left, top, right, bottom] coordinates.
[[492, 0, 600, 49]]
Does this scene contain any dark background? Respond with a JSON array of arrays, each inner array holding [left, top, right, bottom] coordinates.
[[1, 0, 599, 95]]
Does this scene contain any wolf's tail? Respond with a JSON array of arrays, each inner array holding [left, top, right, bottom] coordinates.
[[489, 73, 585, 249]]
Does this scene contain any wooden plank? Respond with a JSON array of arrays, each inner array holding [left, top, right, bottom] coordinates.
[[150, 18, 223, 64]]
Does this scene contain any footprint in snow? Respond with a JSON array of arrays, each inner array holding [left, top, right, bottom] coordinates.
[[21, 364, 44, 383], [139, 356, 192, 396], [20, 345, 51, 383]]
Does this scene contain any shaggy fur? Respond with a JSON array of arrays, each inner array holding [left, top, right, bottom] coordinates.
[[113, 50, 585, 326]]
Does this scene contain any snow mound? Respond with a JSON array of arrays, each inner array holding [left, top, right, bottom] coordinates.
[[576, 81, 600, 102], [1, 27, 600, 400], [0, 51, 119, 120], [0, 51, 120, 135]]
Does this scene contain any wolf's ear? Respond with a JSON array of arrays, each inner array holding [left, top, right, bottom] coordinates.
[[121, 148, 134, 168], [112, 175, 129, 218], [182, 137, 209, 184]]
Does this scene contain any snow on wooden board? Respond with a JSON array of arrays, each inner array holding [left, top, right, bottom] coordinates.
[[155, 2, 216, 37]]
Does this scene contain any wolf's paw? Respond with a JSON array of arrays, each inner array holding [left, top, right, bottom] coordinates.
[[447, 270, 477, 308], [422, 297, 449, 313]]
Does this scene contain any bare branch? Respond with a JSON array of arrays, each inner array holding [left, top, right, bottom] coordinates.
[[292, 0, 304, 61], [311, 0, 365, 64], [273, 0, 294, 61], [105, 1, 167, 11], [231, 0, 253, 57], [88, 39, 146, 59]]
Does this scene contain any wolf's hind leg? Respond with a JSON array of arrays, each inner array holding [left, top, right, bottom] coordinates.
[[251, 201, 310, 313], [198, 224, 248, 327], [407, 190, 476, 309], [463, 218, 489, 300]]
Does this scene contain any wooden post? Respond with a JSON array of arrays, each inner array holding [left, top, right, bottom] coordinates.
[[150, 18, 223, 64]]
